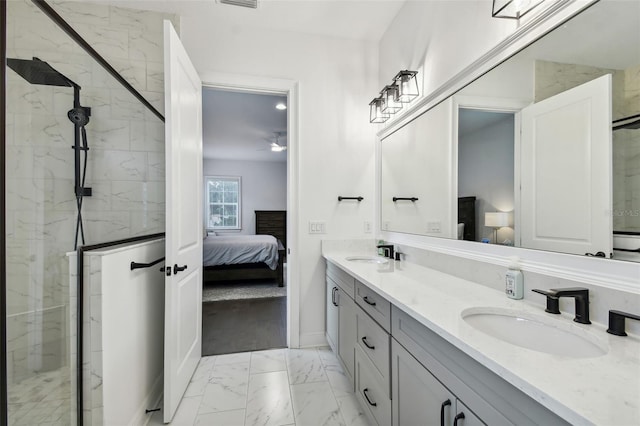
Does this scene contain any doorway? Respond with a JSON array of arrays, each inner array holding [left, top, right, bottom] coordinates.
[[456, 107, 516, 245], [201, 87, 289, 355]]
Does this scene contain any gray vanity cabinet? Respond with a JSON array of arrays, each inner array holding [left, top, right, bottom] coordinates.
[[337, 287, 357, 384], [326, 278, 339, 352], [325, 263, 357, 385], [392, 339, 484, 426]]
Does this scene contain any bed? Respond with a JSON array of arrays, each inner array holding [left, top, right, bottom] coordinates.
[[203, 210, 286, 286]]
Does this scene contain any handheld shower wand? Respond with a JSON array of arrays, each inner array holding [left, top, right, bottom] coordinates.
[[7, 57, 92, 249]]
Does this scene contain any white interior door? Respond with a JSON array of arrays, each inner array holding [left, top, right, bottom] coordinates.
[[520, 75, 612, 257], [163, 20, 203, 423]]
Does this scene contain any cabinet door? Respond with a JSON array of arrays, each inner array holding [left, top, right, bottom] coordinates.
[[326, 278, 339, 353], [338, 287, 356, 384], [453, 400, 486, 426], [392, 339, 456, 426]]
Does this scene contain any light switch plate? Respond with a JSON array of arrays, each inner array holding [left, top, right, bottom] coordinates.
[[309, 221, 326, 234], [427, 221, 442, 233]]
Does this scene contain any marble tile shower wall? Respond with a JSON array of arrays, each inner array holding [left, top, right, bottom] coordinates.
[[534, 60, 640, 232], [5, 0, 177, 385]]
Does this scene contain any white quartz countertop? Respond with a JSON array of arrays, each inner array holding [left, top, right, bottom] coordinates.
[[323, 251, 640, 426]]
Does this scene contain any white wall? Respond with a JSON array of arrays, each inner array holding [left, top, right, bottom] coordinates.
[[378, 1, 519, 100], [203, 159, 287, 235], [181, 17, 378, 345]]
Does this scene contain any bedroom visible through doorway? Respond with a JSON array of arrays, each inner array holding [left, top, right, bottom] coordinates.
[[201, 87, 289, 356]]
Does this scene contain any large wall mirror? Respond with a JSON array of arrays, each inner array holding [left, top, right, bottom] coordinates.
[[381, 0, 639, 263]]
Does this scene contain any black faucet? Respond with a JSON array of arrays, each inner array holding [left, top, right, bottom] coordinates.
[[607, 310, 640, 336], [532, 287, 591, 324], [376, 244, 394, 259]]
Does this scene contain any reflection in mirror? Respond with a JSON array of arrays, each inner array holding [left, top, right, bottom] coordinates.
[[381, 99, 454, 237], [457, 109, 514, 244], [380, 0, 640, 263]]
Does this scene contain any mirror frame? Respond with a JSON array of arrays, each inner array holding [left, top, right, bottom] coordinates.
[[375, 0, 640, 292]]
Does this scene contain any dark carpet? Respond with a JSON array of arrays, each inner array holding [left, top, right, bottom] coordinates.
[[202, 296, 287, 356]]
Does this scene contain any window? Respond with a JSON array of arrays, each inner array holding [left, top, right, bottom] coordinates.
[[205, 176, 241, 230]]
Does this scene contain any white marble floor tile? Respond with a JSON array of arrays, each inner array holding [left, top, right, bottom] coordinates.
[[251, 349, 287, 375], [195, 409, 246, 426], [216, 351, 251, 365], [245, 371, 295, 426], [286, 348, 327, 385], [291, 381, 345, 426], [325, 364, 354, 398], [199, 362, 250, 414], [336, 394, 371, 426], [148, 396, 202, 426], [317, 346, 341, 368], [185, 356, 218, 398]]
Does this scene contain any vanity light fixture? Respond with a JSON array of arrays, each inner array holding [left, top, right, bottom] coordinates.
[[485, 212, 510, 243], [491, 0, 544, 19], [369, 97, 390, 123], [369, 71, 419, 123], [393, 70, 419, 103], [381, 84, 402, 114]]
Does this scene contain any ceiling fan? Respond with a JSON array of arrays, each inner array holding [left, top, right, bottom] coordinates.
[[260, 132, 287, 152]]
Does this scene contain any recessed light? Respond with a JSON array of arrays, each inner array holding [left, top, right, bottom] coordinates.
[[276, 103, 287, 110]]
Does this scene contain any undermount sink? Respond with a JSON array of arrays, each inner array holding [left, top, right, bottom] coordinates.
[[345, 255, 389, 264], [461, 307, 607, 358]]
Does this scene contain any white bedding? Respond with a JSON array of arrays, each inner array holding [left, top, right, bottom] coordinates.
[[203, 234, 282, 270]]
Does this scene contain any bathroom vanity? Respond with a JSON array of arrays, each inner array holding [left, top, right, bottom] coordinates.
[[323, 250, 640, 426]]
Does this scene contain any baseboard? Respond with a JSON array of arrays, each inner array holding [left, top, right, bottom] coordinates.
[[137, 374, 163, 426], [299, 332, 327, 348]]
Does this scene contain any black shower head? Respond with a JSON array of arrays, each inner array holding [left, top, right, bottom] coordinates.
[[7, 57, 74, 88]]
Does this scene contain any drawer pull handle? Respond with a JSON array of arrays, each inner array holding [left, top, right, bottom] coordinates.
[[453, 412, 465, 426], [363, 388, 377, 407], [332, 287, 339, 307], [363, 296, 376, 306], [440, 399, 451, 426], [361, 336, 375, 350]]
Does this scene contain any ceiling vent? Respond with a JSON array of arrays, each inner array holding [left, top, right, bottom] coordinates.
[[218, 0, 258, 8]]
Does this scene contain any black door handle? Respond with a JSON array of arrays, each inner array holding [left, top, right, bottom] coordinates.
[[453, 412, 465, 426], [440, 399, 451, 426], [585, 251, 606, 257], [363, 296, 376, 306], [332, 287, 339, 307], [363, 388, 377, 407], [361, 336, 375, 350], [173, 264, 188, 275]]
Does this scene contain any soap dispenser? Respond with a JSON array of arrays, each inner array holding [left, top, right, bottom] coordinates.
[[505, 256, 524, 300]]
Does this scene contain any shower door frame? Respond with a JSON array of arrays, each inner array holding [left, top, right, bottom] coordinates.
[[1, 0, 8, 424]]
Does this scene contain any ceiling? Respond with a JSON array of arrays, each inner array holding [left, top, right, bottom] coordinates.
[[202, 88, 288, 162], [86, 0, 406, 43], [458, 109, 513, 138]]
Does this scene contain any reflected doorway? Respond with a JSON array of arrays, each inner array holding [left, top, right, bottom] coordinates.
[[457, 108, 516, 245]]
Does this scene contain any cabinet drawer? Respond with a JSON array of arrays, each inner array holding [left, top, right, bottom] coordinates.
[[355, 280, 391, 332], [326, 262, 355, 297], [355, 346, 391, 426], [356, 306, 390, 396]]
